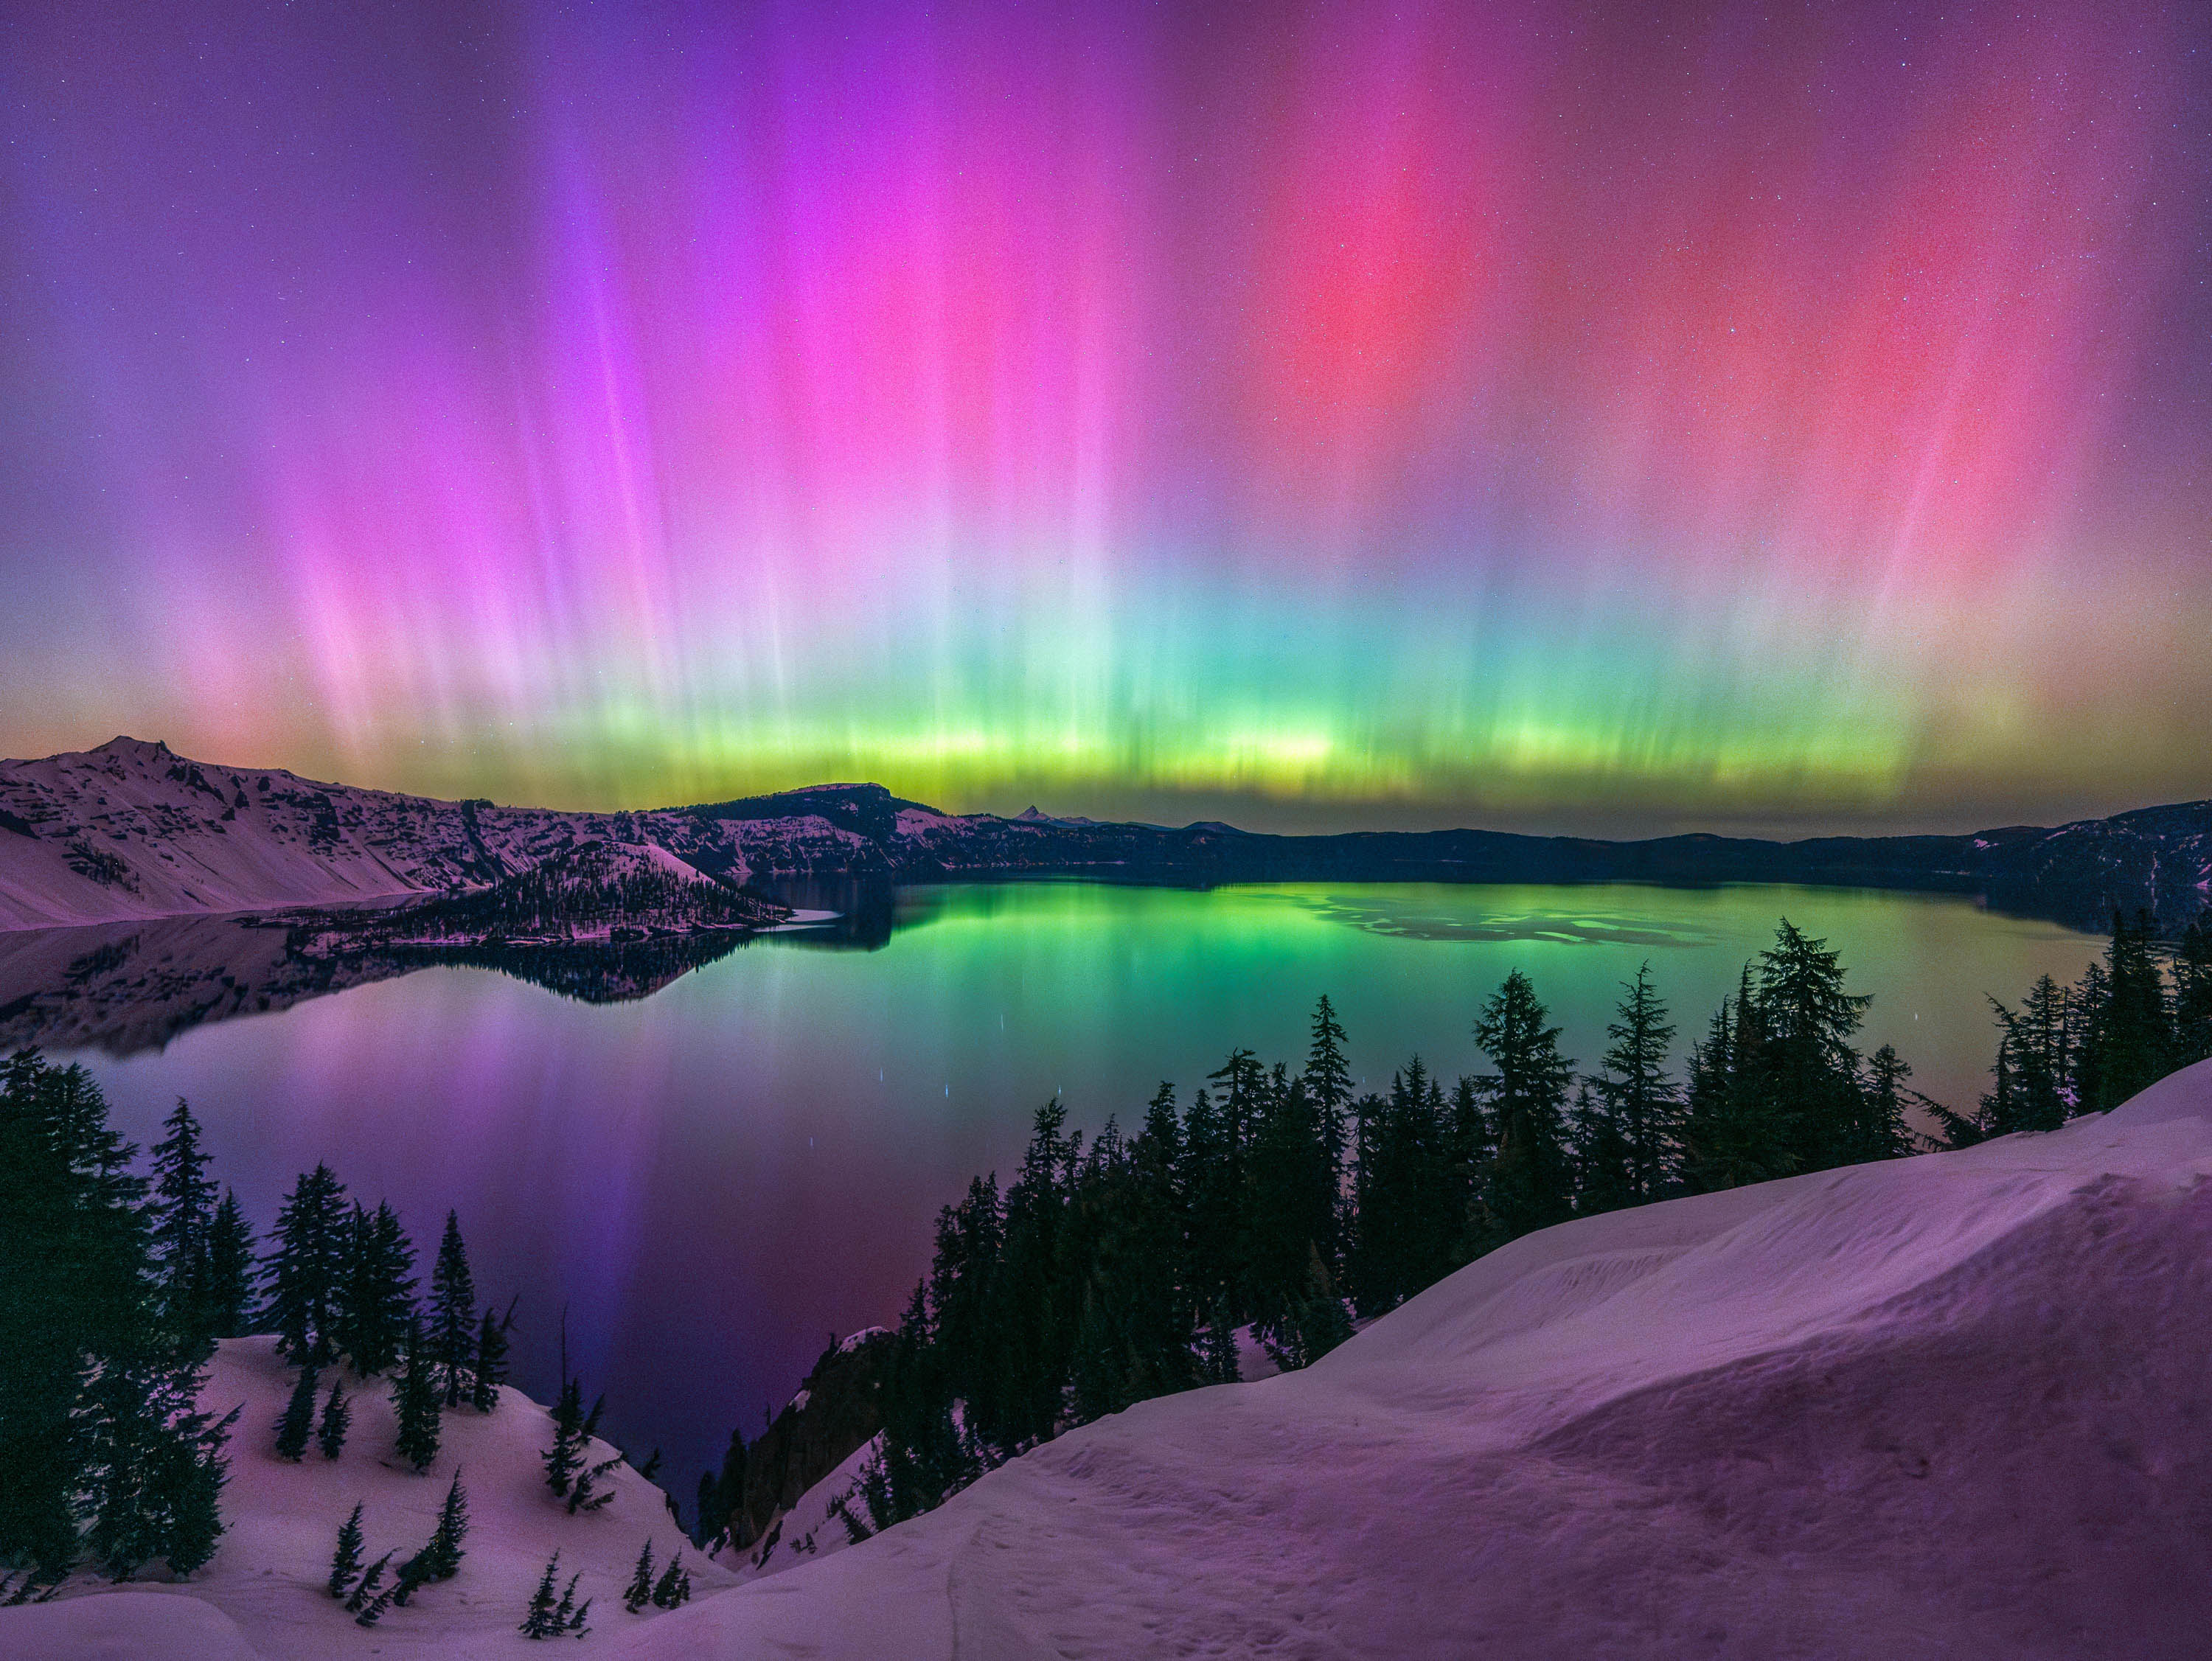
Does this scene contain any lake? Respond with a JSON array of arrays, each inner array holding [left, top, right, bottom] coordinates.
[[32, 880, 2102, 1499]]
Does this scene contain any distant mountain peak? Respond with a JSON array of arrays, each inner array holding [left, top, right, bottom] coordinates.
[[92, 735, 172, 759], [1017, 805, 1048, 821]]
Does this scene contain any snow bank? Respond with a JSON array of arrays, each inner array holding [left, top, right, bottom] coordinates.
[[613, 1062, 2212, 1661], [0, 1337, 728, 1659]]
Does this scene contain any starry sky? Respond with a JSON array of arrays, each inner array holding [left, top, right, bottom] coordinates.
[[1, 0, 2207, 835]]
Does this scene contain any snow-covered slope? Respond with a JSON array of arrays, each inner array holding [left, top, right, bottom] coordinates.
[[620, 1064, 2212, 1660], [0, 739, 872, 931], [13, 1070, 2212, 1657], [1, 1337, 728, 1660]]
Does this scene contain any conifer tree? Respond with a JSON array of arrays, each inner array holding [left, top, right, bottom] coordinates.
[[425, 1469, 467, 1578], [335, 1201, 417, 1376], [471, 1299, 513, 1412], [554, 1567, 588, 1633], [201, 1190, 257, 1340], [1859, 1045, 1918, 1160], [1201, 1306, 1239, 1384], [392, 1321, 442, 1472], [519, 1553, 564, 1639], [1597, 963, 1680, 1201], [317, 1377, 351, 1460], [344, 1550, 392, 1615], [274, 1365, 319, 1461], [1568, 1079, 1637, 1216], [148, 1098, 216, 1356], [543, 1377, 589, 1497], [624, 1539, 656, 1613], [1304, 995, 1355, 1256], [264, 1164, 349, 1366], [650, 1550, 690, 1609], [353, 1585, 397, 1627], [327, 1502, 365, 1598], [389, 1547, 434, 1608], [2088, 910, 2173, 1110], [2175, 908, 2212, 1066], [428, 1211, 477, 1407], [1474, 972, 1576, 1245]]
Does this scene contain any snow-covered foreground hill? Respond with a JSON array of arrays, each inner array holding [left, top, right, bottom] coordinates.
[[637, 1063, 2212, 1660], [4, 1337, 730, 1660], [10, 1065, 2211, 1658]]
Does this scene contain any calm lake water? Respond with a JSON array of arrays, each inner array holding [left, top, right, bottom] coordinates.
[[52, 880, 2100, 1497]]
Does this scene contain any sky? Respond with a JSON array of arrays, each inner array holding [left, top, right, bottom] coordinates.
[[1, 0, 2207, 836]]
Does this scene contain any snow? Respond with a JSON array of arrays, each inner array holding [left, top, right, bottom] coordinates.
[[0, 1337, 731, 1659], [0, 738, 912, 933], [714, 1437, 882, 1582], [16, 1068, 2212, 1657], [615, 1062, 2212, 1660]]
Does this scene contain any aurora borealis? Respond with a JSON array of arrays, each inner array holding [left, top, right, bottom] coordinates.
[[2, 0, 2207, 833]]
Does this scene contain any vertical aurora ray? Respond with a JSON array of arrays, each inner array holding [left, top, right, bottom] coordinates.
[[0, 0, 2205, 829]]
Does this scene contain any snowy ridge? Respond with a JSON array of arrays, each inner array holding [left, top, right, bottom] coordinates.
[[0, 739, 868, 931], [10, 1068, 2212, 1657], [622, 1063, 2212, 1660]]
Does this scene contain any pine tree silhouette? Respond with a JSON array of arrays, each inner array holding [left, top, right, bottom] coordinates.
[[425, 1469, 468, 1578], [316, 1377, 351, 1460], [264, 1164, 349, 1365], [518, 1552, 563, 1639], [392, 1321, 442, 1472], [148, 1098, 215, 1357], [201, 1189, 257, 1340], [344, 1550, 392, 1615], [471, 1297, 514, 1412], [274, 1365, 319, 1461], [623, 1539, 655, 1612], [327, 1502, 364, 1598], [428, 1211, 477, 1407], [650, 1549, 690, 1608]]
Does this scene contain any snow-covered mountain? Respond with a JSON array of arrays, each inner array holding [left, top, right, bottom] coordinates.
[[7, 737, 2212, 935], [0, 739, 877, 932], [11, 1065, 2209, 1658]]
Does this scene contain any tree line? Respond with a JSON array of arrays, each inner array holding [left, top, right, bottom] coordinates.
[[846, 910, 2212, 1533]]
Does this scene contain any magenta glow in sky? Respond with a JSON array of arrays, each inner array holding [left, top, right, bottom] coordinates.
[[1, 0, 2207, 832]]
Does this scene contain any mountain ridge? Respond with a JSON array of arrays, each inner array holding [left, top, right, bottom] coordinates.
[[3, 735, 2209, 933]]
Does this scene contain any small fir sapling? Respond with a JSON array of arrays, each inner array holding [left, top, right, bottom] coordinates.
[[543, 1379, 588, 1497], [274, 1365, 319, 1460], [554, 1570, 589, 1634], [650, 1550, 692, 1609], [830, 1491, 873, 1545], [624, 1540, 656, 1613], [316, 1377, 351, 1460], [425, 1470, 468, 1579], [327, 1503, 365, 1598], [353, 1578, 397, 1628], [389, 1550, 433, 1608], [344, 1551, 392, 1615], [520, 1553, 565, 1639]]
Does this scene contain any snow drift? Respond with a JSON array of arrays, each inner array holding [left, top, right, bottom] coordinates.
[[9, 1066, 2211, 1658], [626, 1062, 2212, 1660]]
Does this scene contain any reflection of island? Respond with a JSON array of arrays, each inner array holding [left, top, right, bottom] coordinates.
[[0, 911, 743, 1056], [0, 869, 874, 1057]]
